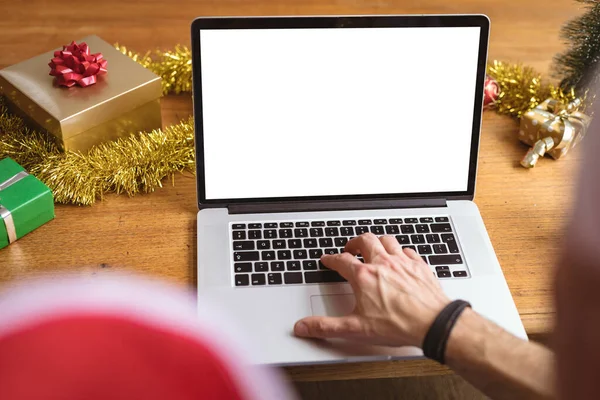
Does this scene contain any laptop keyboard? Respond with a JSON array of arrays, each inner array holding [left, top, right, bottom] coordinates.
[[231, 216, 469, 287]]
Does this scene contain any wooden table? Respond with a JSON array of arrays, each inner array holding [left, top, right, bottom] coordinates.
[[0, 0, 584, 382]]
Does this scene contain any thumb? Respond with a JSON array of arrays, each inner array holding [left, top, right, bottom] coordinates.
[[294, 315, 361, 339]]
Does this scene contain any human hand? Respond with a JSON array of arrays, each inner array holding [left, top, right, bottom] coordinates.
[[294, 233, 451, 348]]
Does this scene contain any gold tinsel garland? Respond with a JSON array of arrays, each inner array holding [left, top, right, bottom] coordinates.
[[486, 60, 579, 118], [0, 43, 582, 205], [115, 44, 192, 95], [0, 96, 195, 205]]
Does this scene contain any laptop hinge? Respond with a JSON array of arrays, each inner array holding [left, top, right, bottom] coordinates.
[[228, 198, 447, 215]]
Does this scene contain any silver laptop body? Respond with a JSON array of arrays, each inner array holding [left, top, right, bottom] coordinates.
[[192, 14, 527, 366]]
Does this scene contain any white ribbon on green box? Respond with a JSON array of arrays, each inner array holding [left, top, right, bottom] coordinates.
[[0, 171, 29, 244]]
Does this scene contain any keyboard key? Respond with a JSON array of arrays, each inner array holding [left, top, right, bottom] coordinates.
[[296, 222, 309, 227], [419, 217, 434, 223], [288, 239, 302, 248], [305, 271, 346, 283], [327, 220, 341, 226], [233, 241, 254, 251], [431, 223, 452, 233], [257, 240, 270, 250], [374, 219, 387, 225], [389, 218, 403, 224], [385, 225, 400, 234], [248, 230, 262, 239], [251, 274, 266, 285], [270, 261, 285, 271], [319, 238, 333, 247], [453, 270, 468, 277], [261, 251, 275, 261], [370, 226, 384, 235], [319, 260, 329, 269], [403, 245, 416, 251], [234, 252, 259, 262], [309, 228, 324, 237], [280, 222, 294, 228], [293, 249, 308, 259], [264, 230, 277, 239], [355, 226, 369, 235], [273, 240, 286, 249], [401, 225, 415, 234], [426, 234, 440, 243], [268, 273, 282, 285], [284, 272, 303, 284], [435, 217, 449, 222], [395, 235, 410, 244], [325, 227, 339, 237], [277, 250, 292, 260], [411, 235, 425, 244], [255, 262, 269, 272], [303, 260, 318, 270], [405, 218, 418, 223], [303, 238, 318, 248], [340, 227, 354, 236], [232, 231, 246, 240], [311, 221, 325, 227], [435, 266, 450, 272], [358, 219, 372, 225], [417, 245, 432, 254], [248, 223, 262, 229], [416, 224, 430, 233], [265, 223, 278, 228], [232, 224, 246, 230], [441, 234, 460, 253], [343, 220, 357, 226], [433, 244, 448, 254], [279, 229, 292, 238], [234, 263, 252, 273], [334, 237, 348, 247], [287, 261, 301, 271], [324, 248, 339, 255], [294, 228, 308, 238], [429, 255, 463, 265], [437, 270, 451, 278], [309, 249, 323, 259], [235, 274, 249, 286]]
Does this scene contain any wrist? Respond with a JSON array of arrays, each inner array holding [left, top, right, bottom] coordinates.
[[443, 307, 485, 366], [421, 299, 472, 363]]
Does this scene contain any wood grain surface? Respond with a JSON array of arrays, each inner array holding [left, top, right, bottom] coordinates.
[[0, 0, 585, 382]]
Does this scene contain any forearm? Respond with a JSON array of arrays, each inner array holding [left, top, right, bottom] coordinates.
[[445, 308, 555, 400]]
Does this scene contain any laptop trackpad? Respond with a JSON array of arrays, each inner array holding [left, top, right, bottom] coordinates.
[[310, 294, 355, 317]]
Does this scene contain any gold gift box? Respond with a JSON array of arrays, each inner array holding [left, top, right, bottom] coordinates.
[[518, 98, 591, 167], [0, 35, 162, 152]]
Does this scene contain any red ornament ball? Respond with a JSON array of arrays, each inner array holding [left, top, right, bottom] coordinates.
[[483, 75, 500, 108]]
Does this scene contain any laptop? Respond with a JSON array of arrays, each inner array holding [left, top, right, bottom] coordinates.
[[192, 15, 528, 366]]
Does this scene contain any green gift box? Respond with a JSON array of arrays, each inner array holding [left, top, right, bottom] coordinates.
[[0, 158, 54, 249]]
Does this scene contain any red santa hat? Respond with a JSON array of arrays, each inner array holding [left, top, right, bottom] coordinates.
[[0, 275, 295, 400]]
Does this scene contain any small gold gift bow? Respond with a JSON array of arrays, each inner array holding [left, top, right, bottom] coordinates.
[[0, 171, 29, 244], [537, 98, 587, 151]]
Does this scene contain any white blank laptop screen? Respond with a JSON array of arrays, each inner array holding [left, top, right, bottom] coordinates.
[[200, 27, 481, 200]]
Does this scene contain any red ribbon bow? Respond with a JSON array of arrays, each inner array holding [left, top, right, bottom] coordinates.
[[48, 41, 108, 88]]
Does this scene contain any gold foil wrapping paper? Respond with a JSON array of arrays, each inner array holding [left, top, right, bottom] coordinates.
[[0, 35, 162, 152], [519, 98, 591, 168]]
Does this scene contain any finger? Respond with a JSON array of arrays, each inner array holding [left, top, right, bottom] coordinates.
[[379, 235, 405, 256], [345, 233, 387, 262], [403, 247, 422, 261], [294, 315, 362, 339], [321, 252, 362, 281]]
